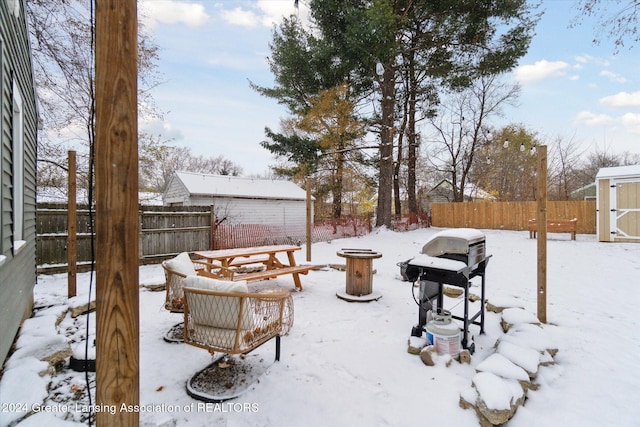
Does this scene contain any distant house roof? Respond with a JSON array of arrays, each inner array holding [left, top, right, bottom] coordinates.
[[570, 182, 596, 200], [428, 179, 496, 201], [171, 171, 309, 201], [596, 165, 640, 180]]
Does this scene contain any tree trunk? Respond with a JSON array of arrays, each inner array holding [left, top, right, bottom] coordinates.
[[394, 124, 405, 218], [376, 64, 395, 228], [407, 50, 418, 214], [332, 147, 344, 219], [407, 73, 418, 213]]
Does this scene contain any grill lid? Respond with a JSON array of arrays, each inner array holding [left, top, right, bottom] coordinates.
[[421, 228, 485, 257]]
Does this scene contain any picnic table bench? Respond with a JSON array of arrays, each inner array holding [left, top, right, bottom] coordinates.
[[194, 245, 313, 291], [528, 218, 577, 240]]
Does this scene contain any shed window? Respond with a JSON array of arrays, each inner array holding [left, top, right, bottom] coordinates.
[[12, 80, 24, 249]]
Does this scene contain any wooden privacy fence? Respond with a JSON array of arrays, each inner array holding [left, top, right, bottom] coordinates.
[[37, 204, 378, 272], [431, 200, 596, 234], [38, 203, 432, 272], [37, 204, 213, 273]]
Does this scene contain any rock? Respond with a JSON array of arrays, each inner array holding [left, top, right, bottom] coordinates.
[[459, 349, 472, 364], [485, 297, 525, 313], [443, 287, 463, 298], [35, 305, 70, 328], [500, 322, 557, 357], [477, 399, 514, 426], [459, 386, 477, 408], [519, 379, 539, 392], [69, 300, 96, 318], [468, 293, 481, 302], [473, 373, 524, 426], [141, 282, 165, 292], [476, 353, 529, 382], [407, 336, 426, 355], [496, 341, 541, 379], [486, 301, 504, 313], [500, 308, 541, 332], [10, 335, 72, 373], [500, 318, 512, 333], [420, 345, 436, 366], [444, 354, 453, 367]]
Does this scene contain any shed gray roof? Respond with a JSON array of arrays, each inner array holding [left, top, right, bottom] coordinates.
[[173, 171, 309, 200]]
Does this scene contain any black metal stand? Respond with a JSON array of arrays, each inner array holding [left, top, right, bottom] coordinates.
[[409, 256, 490, 353]]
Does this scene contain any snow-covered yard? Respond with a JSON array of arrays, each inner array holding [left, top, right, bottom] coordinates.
[[1, 227, 639, 426]]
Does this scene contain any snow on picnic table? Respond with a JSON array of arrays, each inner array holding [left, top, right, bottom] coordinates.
[[1, 227, 640, 426]]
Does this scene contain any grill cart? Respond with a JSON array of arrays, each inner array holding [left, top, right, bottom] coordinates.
[[405, 228, 491, 354]]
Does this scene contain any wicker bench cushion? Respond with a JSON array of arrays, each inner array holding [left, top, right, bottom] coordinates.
[[165, 252, 197, 277], [184, 276, 252, 330]]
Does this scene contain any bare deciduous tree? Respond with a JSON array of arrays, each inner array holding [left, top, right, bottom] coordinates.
[[573, 0, 640, 52], [427, 75, 521, 202], [27, 0, 162, 193]]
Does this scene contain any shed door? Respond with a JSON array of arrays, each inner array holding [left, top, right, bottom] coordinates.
[[610, 179, 640, 240]]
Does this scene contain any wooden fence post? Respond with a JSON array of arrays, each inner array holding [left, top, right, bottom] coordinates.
[[67, 150, 76, 298], [537, 145, 547, 323], [306, 176, 312, 262], [95, 0, 140, 424]]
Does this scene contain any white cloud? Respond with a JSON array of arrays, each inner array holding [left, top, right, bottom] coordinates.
[[218, 1, 307, 28], [220, 7, 260, 27], [600, 70, 629, 84], [599, 91, 640, 107], [256, 0, 306, 26], [574, 111, 640, 136], [620, 113, 640, 134], [140, 117, 185, 141], [574, 54, 592, 64], [140, 0, 209, 30], [574, 111, 616, 127], [574, 54, 610, 67], [513, 60, 570, 83]]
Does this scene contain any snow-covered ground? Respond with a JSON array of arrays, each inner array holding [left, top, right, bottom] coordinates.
[[1, 227, 639, 426]]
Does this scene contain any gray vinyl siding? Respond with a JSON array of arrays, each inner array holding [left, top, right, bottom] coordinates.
[[0, 0, 39, 365]]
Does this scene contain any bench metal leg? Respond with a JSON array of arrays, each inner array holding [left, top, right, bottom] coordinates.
[[275, 335, 281, 361]]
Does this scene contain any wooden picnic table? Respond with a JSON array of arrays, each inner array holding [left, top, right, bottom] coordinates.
[[194, 245, 312, 291]]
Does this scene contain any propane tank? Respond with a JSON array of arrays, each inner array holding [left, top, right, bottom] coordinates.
[[425, 311, 461, 359]]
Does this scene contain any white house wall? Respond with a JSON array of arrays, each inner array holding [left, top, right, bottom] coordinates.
[[163, 176, 190, 205]]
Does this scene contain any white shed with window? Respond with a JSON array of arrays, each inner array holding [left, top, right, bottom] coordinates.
[[596, 165, 640, 243], [163, 172, 312, 227]]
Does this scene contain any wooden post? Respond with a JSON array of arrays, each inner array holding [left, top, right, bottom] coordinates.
[[306, 175, 312, 262], [67, 150, 77, 298], [536, 145, 547, 323], [210, 205, 216, 249], [95, 1, 140, 424]]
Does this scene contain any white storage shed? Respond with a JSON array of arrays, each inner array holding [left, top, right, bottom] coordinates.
[[163, 172, 312, 227], [596, 165, 640, 242]]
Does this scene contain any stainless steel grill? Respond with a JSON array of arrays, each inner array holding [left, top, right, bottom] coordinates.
[[406, 229, 491, 353], [421, 228, 486, 268]]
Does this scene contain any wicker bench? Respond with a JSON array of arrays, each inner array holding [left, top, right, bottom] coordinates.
[[182, 277, 294, 402], [528, 218, 577, 240]]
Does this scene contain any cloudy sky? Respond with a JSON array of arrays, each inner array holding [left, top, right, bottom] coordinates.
[[138, 0, 640, 176]]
